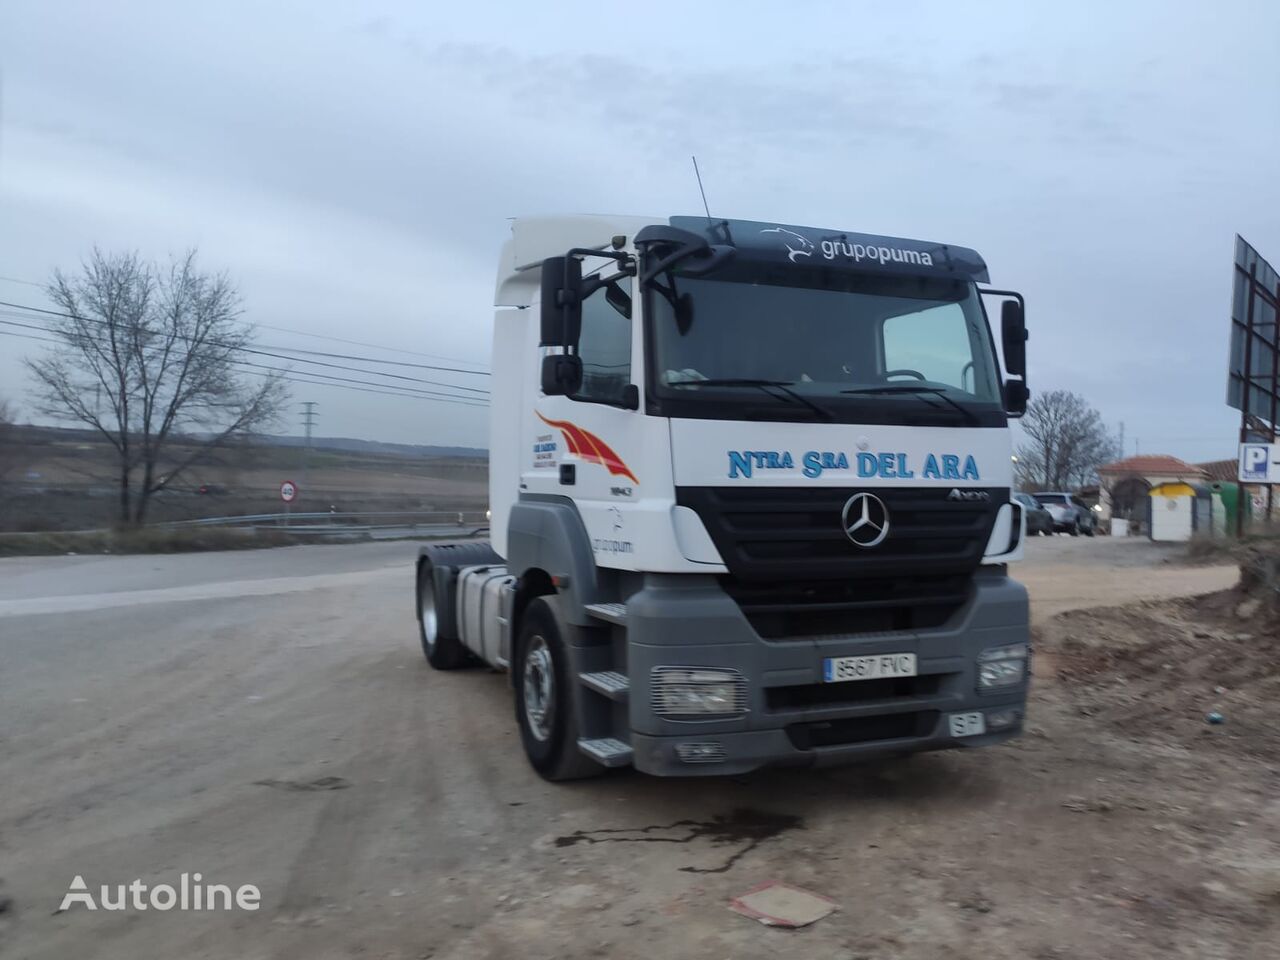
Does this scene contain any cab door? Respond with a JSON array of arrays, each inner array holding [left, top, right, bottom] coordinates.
[[523, 271, 647, 568]]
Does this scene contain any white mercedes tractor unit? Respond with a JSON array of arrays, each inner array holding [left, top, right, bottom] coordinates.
[[415, 215, 1032, 780]]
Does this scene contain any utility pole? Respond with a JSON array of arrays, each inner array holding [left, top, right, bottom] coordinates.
[[300, 402, 318, 493], [1118, 421, 1125, 460]]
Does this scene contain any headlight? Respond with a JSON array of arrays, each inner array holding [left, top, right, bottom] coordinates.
[[651, 667, 747, 718], [977, 643, 1028, 690]]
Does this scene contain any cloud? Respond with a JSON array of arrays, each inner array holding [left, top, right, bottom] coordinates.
[[1, 1, 1277, 458]]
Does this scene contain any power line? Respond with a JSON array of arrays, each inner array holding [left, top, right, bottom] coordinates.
[[0, 271, 489, 367], [0, 328, 488, 409], [0, 274, 46, 289], [237, 367, 486, 407], [0, 298, 491, 377], [253, 321, 486, 368], [251, 340, 490, 375], [0, 317, 486, 405], [232, 364, 486, 407], [228, 356, 487, 405], [0, 311, 490, 397]]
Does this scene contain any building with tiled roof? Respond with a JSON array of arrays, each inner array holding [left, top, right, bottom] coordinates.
[[1196, 459, 1238, 483], [1096, 455, 1207, 528], [1098, 455, 1206, 479]]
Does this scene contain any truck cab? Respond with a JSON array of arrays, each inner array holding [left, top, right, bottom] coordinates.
[[416, 214, 1032, 779]]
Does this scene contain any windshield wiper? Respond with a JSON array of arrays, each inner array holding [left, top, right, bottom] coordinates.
[[839, 384, 980, 425], [672, 378, 835, 421]]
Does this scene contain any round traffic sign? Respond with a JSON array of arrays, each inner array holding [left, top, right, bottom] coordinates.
[[280, 480, 298, 503]]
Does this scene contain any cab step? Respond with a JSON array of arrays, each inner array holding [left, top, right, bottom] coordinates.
[[579, 670, 629, 701], [577, 737, 633, 767], [583, 602, 627, 626]]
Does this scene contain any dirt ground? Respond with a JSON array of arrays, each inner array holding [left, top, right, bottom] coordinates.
[[0, 535, 1274, 959]]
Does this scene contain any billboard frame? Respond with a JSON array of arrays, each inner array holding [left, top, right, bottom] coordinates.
[[1228, 236, 1280, 534]]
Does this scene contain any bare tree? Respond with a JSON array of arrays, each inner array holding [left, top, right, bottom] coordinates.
[[24, 249, 288, 525], [1016, 389, 1118, 491]]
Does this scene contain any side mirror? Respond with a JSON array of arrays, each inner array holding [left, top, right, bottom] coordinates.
[[1004, 378, 1029, 417], [1001, 299, 1027, 378], [540, 256, 583, 347], [541, 354, 582, 396]]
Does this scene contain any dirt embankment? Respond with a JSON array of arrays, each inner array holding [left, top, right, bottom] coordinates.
[[1038, 538, 1280, 761]]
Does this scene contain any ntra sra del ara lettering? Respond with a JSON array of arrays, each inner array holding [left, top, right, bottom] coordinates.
[[727, 450, 980, 480]]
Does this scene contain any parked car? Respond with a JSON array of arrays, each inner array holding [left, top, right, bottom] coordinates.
[[1013, 492, 1054, 535], [1033, 492, 1096, 536]]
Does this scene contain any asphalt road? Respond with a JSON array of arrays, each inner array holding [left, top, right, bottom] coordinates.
[[0, 537, 1244, 960]]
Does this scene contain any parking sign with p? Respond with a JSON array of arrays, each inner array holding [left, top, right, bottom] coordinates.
[[1238, 443, 1277, 482]]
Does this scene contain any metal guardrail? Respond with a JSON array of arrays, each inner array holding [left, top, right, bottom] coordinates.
[[0, 511, 489, 539], [161, 510, 486, 528]]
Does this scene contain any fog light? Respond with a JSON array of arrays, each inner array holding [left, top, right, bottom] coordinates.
[[977, 643, 1028, 690], [676, 741, 726, 763], [986, 708, 1021, 730], [651, 667, 747, 718]]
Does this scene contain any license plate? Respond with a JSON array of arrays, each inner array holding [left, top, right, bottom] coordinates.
[[948, 712, 987, 738], [823, 653, 916, 683]]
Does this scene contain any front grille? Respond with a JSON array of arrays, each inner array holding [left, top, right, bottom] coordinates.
[[677, 485, 1004, 582], [766, 675, 945, 711], [786, 711, 938, 749], [722, 574, 971, 639]]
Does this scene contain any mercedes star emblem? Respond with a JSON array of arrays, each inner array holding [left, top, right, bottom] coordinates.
[[841, 492, 890, 548]]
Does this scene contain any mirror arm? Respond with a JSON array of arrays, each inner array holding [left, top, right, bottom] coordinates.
[[639, 244, 701, 286], [980, 288, 1025, 309], [565, 247, 631, 264], [579, 265, 636, 302]]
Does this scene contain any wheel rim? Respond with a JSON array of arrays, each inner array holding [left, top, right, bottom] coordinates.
[[522, 635, 555, 742], [419, 576, 438, 650]]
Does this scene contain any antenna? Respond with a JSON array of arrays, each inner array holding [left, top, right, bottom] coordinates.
[[691, 155, 712, 219]]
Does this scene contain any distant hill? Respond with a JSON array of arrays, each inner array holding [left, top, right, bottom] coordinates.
[[264, 435, 487, 459], [11, 424, 487, 460]]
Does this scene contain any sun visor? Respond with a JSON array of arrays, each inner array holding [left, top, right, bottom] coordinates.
[[669, 216, 990, 283]]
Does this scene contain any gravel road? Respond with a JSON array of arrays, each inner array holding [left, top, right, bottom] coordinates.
[[0, 536, 1260, 960]]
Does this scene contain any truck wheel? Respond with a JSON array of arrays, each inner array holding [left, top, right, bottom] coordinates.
[[514, 597, 603, 781], [417, 562, 466, 670]]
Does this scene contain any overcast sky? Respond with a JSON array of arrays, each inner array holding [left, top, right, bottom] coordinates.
[[2, 1, 1278, 459]]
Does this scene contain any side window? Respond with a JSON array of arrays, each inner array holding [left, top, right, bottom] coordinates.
[[881, 303, 981, 394], [574, 276, 632, 404]]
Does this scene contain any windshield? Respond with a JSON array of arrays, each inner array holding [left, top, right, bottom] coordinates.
[[1034, 494, 1071, 507], [646, 264, 1003, 426]]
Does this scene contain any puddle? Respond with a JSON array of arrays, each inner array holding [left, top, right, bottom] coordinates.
[[253, 776, 351, 792], [555, 808, 801, 874]]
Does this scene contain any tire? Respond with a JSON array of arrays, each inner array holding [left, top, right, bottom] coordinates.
[[1069, 520, 1080, 537], [417, 561, 467, 670], [1084, 522, 1096, 537], [514, 597, 604, 781]]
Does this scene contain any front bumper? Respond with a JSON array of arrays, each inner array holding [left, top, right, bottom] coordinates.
[[622, 569, 1030, 777], [632, 705, 1024, 776]]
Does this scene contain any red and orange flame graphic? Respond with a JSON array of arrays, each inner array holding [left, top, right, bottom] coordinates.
[[536, 412, 639, 485]]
